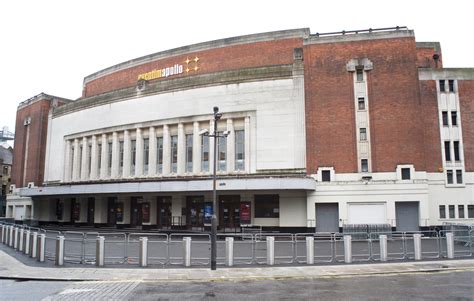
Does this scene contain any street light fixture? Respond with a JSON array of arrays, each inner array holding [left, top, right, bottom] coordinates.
[[200, 106, 229, 270]]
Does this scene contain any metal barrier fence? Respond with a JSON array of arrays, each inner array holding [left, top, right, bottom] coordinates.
[[1, 222, 473, 268]]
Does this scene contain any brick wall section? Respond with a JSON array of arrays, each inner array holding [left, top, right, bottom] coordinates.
[[419, 80, 443, 172], [304, 37, 426, 174], [416, 48, 442, 68], [84, 38, 303, 97], [11, 99, 51, 187], [458, 80, 474, 172]]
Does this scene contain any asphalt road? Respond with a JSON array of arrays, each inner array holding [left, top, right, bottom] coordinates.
[[1, 270, 473, 300]]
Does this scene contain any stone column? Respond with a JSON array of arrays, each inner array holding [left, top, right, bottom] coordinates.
[[209, 120, 215, 173], [148, 127, 157, 176], [111, 132, 119, 178], [135, 128, 144, 177], [177, 123, 185, 175], [162, 125, 171, 175], [80, 137, 88, 181], [99, 134, 108, 179], [123, 130, 131, 177], [244, 117, 251, 172], [72, 138, 80, 181], [192, 121, 201, 174], [64, 140, 72, 182], [226, 119, 235, 173], [90, 135, 98, 180]]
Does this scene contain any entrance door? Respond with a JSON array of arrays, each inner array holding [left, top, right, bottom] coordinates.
[[130, 197, 143, 227], [315, 203, 339, 233], [219, 195, 241, 229], [186, 196, 204, 228], [87, 197, 95, 225], [157, 196, 172, 228], [395, 202, 419, 232], [107, 197, 116, 226]]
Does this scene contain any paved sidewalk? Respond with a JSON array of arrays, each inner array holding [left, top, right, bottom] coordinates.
[[1, 249, 474, 282]]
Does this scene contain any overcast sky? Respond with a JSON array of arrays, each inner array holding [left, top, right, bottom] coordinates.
[[1, 0, 473, 144]]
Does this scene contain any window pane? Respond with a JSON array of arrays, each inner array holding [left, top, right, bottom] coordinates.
[[449, 205, 455, 218], [108, 142, 112, 174], [143, 138, 149, 173], [361, 159, 368, 172], [157, 137, 163, 173], [458, 205, 465, 218], [468, 205, 474, 218], [447, 170, 453, 184], [218, 135, 227, 171], [97, 144, 102, 174], [201, 135, 209, 172], [358, 98, 365, 110], [444, 141, 451, 161], [401, 168, 411, 180], [442, 111, 448, 126], [439, 205, 446, 219], [119, 141, 124, 170], [88, 145, 92, 177], [186, 134, 193, 172], [171, 135, 178, 173], [448, 80, 455, 92], [356, 69, 363, 81], [131, 140, 136, 174], [456, 170, 463, 184], [235, 130, 245, 171], [322, 170, 331, 182], [451, 111, 457, 126], [255, 195, 279, 218], [439, 80, 445, 92], [454, 141, 460, 161]]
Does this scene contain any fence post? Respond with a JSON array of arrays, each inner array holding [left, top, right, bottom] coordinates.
[[344, 235, 352, 263], [379, 235, 388, 262], [96, 236, 105, 267], [306, 236, 314, 264], [139, 237, 148, 267], [19, 228, 24, 252], [183, 237, 191, 267], [266, 236, 275, 266], [14, 227, 19, 249], [225, 237, 234, 267], [446, 233, 454, 259], [55, 236, 65, 266], [413, 233, 422, 260], [31, 232, 38, 258], [24, 230, 30, 255], [38, 234, 46, 262]]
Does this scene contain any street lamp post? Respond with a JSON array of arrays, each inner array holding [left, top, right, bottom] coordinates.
[[200, 106, 229, 270]]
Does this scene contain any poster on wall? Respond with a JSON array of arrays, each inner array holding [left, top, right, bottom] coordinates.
[[240, 201, 251, 224], [73, 202, 81, 221], [204, 202, 213, 224], [116, 202, 124, 222], [142, 202, 150, 223]]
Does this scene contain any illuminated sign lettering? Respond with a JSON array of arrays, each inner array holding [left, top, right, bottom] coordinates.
[[137, 56, 200, 81]]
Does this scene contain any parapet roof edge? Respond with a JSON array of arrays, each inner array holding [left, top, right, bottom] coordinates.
[[304, 29, 414, 45], [418, 68, 474, 80], [83, 28, 310, 84], [17, 93, 74, 110], [416, 42, 442, 53]]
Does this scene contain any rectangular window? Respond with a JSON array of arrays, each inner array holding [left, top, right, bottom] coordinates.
[[201, 135, 209, 172], [444, 141, 451, 161], [439, 80, 445, 92], [356, 69, 364, 82], [107, 142, 112, 175], [321, 170, 331, 182], [447, 170, 453, 184], [78, 146, 83, 177], [97, 144, 102, 173], [358, 97, 365, 110], [451, 111, 457, 126], [157, 137, 163, 173], [442, 111, 448, 126], [449, 205, 455, 218], [439, 205, 446, 219], [186, 134, 193, 172], [131, 140, 136, 174], [235, 130, 245, 171], [218, 135, 227, 172], [453, 141, 460, 161], [254, 195, 279, 218], [359, 128, 367, 141], [143, 138, 149, 174], [401, 168, 411, 180], [171, 135, 178, 173], [456, 170, 463, 184], [88, 145, 92, 177], [448, 80, 455, 92], [361, 159, 368, 172], [119, 141, 124, 172], [468, 205, 474, 218], [458, 205, 465, 218]]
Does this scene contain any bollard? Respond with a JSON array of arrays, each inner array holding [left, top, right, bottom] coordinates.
[[413, 233, 422, 260], [0, 225, 4, 243], [9, 226, 14, 247], [139, 237, 148, 267], [183, 237, 191, 267], [344, 235, 352, 263], [225, 237, 234, 267], [96, 236, 105, 267], [31, 232, 38, 258], [55, 236, 65, 266], [379, 235, 388, 262], [306, 236, 314, 265], [24, 230, 30, 255], [446, 233, 454, 259], [14, 227, 19, 249], [38, 234, 46, 262], [19, 229, 24, 252], [266, 236, 275, 266]]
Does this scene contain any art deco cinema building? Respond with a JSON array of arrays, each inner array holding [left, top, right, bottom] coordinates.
[[7, 26, 474, 232]]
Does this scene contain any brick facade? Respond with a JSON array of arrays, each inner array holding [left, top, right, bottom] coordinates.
[[458, 80, 474, 172]]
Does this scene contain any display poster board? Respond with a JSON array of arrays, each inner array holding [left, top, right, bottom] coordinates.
[[73, 202, 81, 221], [116, 202, 124, 222], [240, 201, 251, 224], [142, 202, 150, 223], [204, 202, 213, 224]]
